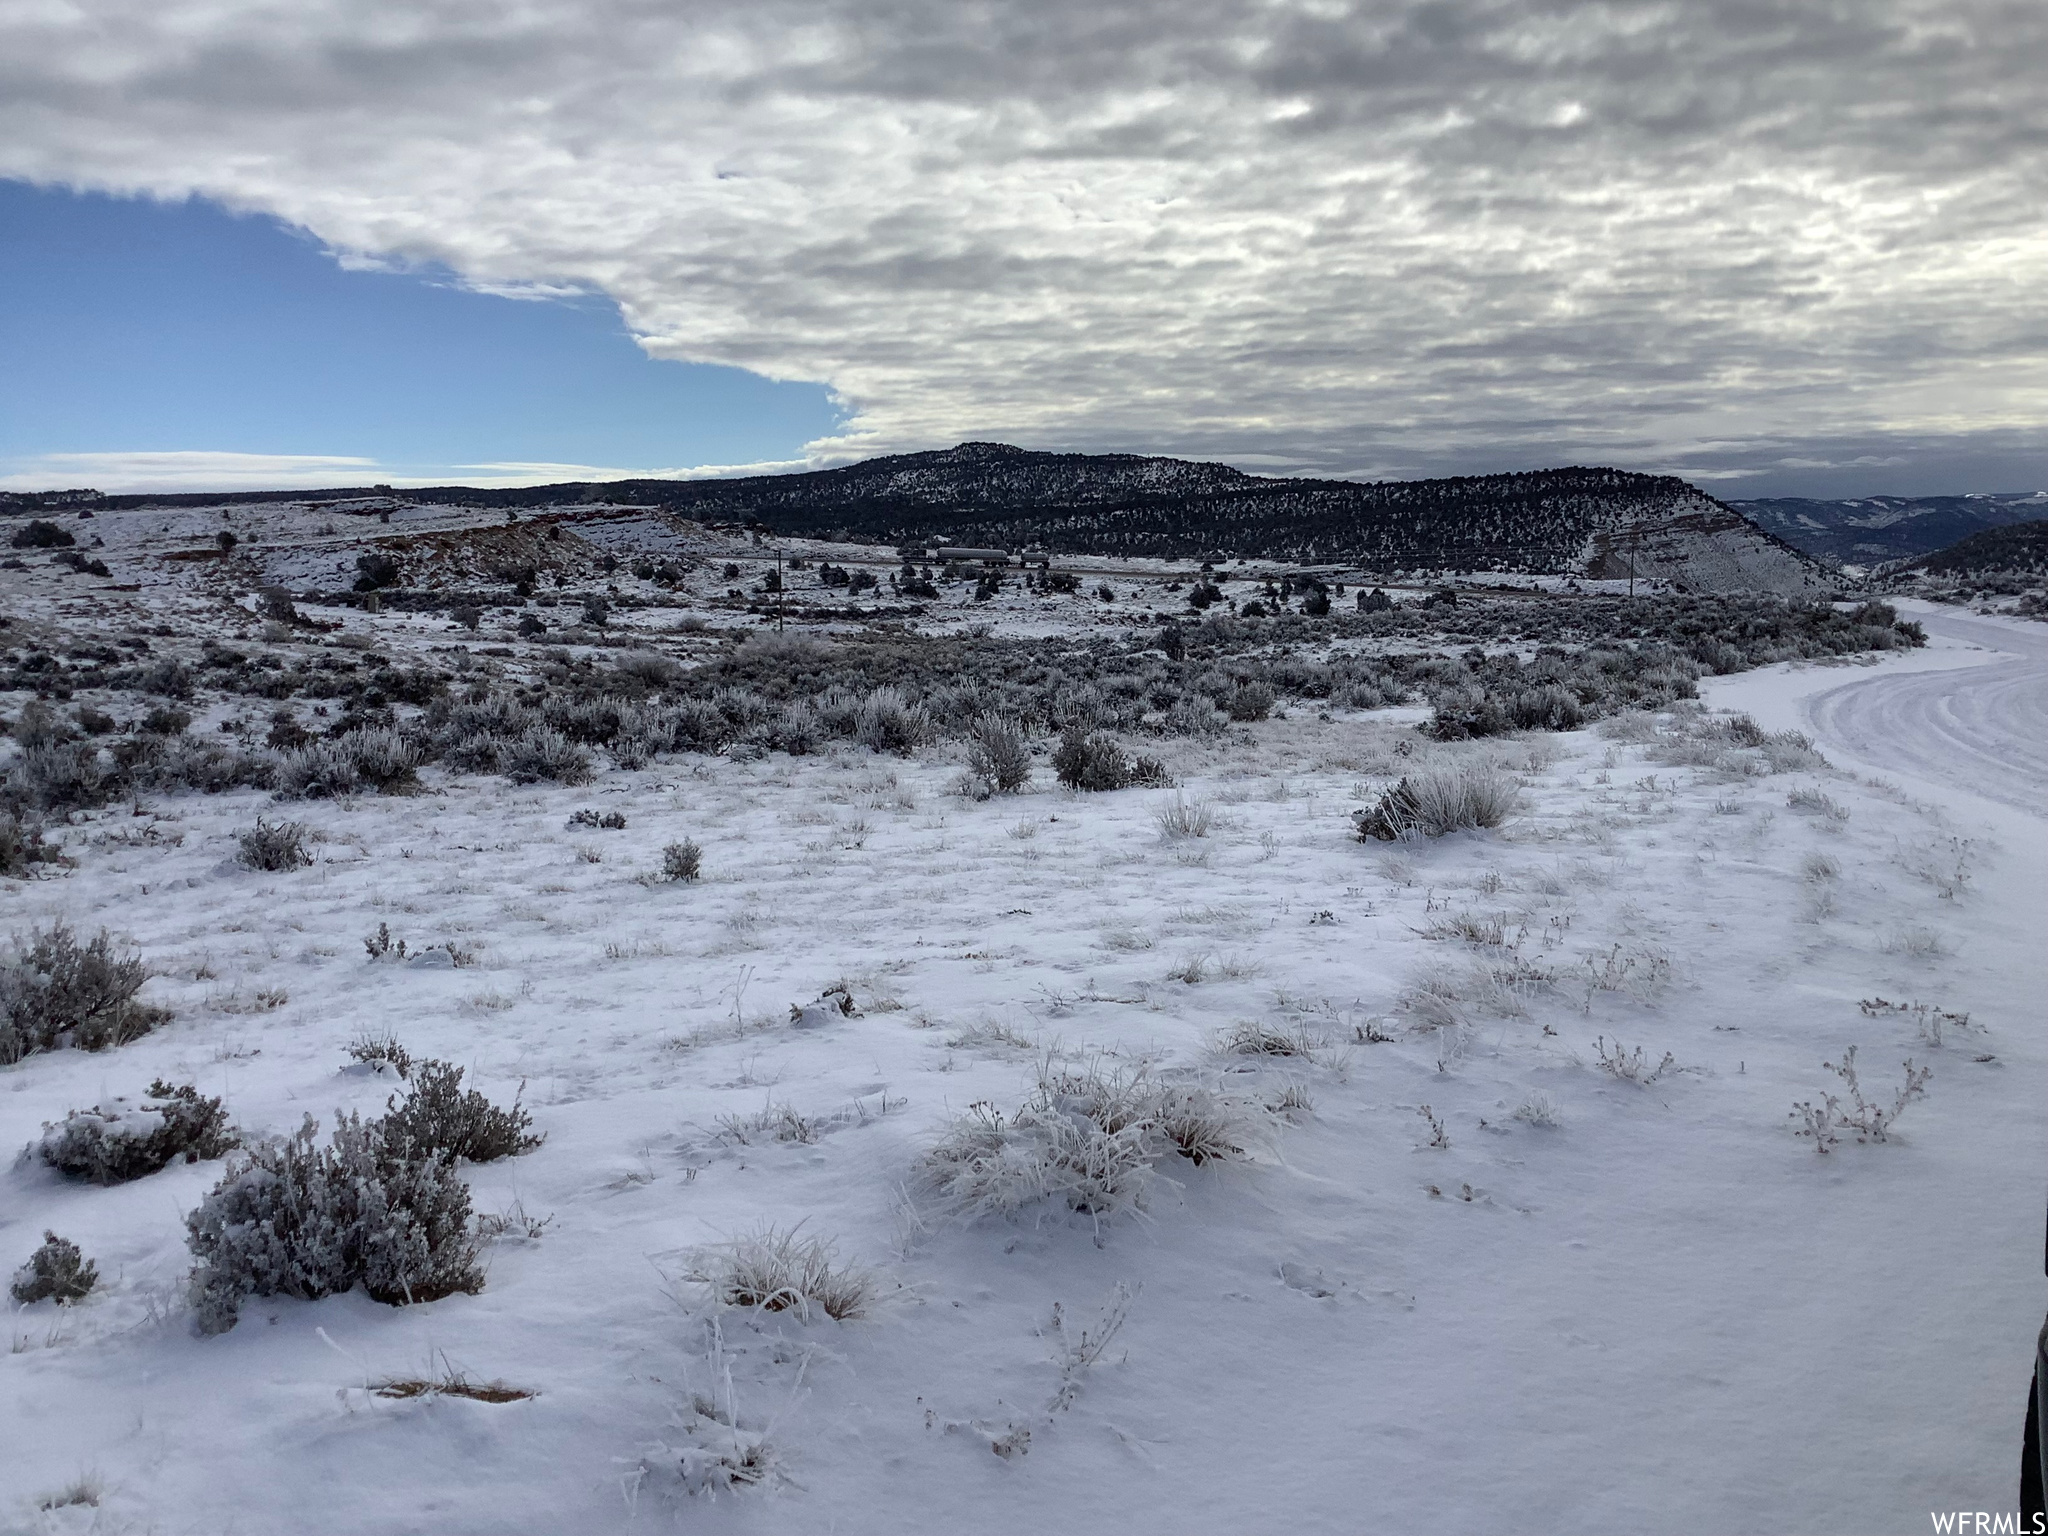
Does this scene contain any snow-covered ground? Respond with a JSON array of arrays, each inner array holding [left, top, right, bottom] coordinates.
[[1, 603, 2041, 1535]]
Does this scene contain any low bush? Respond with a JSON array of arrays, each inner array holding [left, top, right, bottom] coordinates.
[[1791, 1046, 1931, 1152], [346, 1031, 413, 1077], [1155, 792, 1214, 839], [0, 812, 64, 877], [11, 519, 75, 550], [920, 1061, 1262, 1228], [1220, 680, 1275, 722], [853, 686, 932, 755], [1353, 765, 1517, 840], [11, 1232, 96, 1305], [186, 1111, 483, 1333], [1052, 727, 1169, 791], [684, 1227, 876, 1321], [0, 924, 169, 1064], [236, 817, 311, 872], [498, 725, 593, 785], [38, 1080, 239, 1184], [965, 714, 1032, 793], [663, 839, 703, 883], [3, 741, 118, 813], [131, 735, 275, 796], [381, 1059, 542, 1163]]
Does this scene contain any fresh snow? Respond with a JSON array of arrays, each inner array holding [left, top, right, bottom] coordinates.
[[1, 604, 2041, 1535]]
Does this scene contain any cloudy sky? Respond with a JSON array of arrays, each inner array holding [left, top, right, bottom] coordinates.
[[3, 0, 2043, 495]]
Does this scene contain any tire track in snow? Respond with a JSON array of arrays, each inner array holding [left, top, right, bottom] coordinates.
[[1801, 610, 2048, 816]]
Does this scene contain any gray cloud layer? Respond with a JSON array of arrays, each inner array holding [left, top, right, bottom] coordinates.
[[4, 0, 2043, 492]]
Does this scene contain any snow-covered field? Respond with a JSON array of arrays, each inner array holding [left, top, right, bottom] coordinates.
[[1, 600, 2041, 1535]]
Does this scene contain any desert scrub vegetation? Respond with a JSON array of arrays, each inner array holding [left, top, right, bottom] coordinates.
[[683, 1227, 877, 1321], [380, 1059, 543, 1163], [1353, 764, 1517, 840], [1053, 726, 1171, 791], [1620, 709, 1829, 776], [920, 1060, 1265, 1227], [1790, 1047, 1931, 1152], [0, 594, 1920, 819], [38, 1080, 238, 1183], [663, 838, 704, 882], [347, 1031, 414, 1077], [0, 810, 64, 877], [11, 1232, 97, 1305], [963, 713, 1032, 793], [0, 923, 168, 1063], [235, 816, 311, 871], [185, 1110, 485, 1333], [1154, 791, 1215, 840]]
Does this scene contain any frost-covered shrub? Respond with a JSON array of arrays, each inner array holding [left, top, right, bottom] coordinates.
[[1428, 684, 1588, 739], [346, 1030, 413, 1078], [440, 732, 504, 775], [1162, 695, 1229, 735], [185, 1111, 483, 1334], [0, 812, 63, 877], [380, 1060, 542, 1163], [11, 1232, 96, 1305], [1220, 680, 1274, 722], [236, 817, 311, 872], [920, 1062, 1260, 1226], [498, 725, 593, 785], [1787, 787, 1849, 821], [273, 728, 419, 800], [4, 742, 117, 812], [1790, 1046, 1931, 1152], [1155, 792, 1214, 839], [684, 1227, 876, 1321], [964, 714, 1032, 793], [1053, 727, 1129, 791], [854, 687, 932, 755], [38, 1080, 238, 1184], [0, 924, 168, 1064], [335, 727, 421, 793], [663, 839, 703, 883], [1141, 1084, 1259, 1166], [757, 699, 822, 757], [12, 700, 68, 748], [273, 740, 361, 799], [133, 736, 275, 795], [1353, 765, 1517, 840], [923, 1098, 1155, 1225]]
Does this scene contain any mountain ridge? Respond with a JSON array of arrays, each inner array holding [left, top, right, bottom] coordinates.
[[1730, 492, 2048, 567], [2, 443, 1826, 592]]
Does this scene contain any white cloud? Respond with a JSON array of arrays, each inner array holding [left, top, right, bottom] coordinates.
[[1, 0, 2041, 486], [0, 451, 795, 493], [0, 451, 381, 493]]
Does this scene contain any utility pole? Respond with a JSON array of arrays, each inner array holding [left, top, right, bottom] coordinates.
[[776, 548, 785, 633]]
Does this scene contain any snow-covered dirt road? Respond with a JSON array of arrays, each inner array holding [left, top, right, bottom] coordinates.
[[1801, 607, 2048, 818]]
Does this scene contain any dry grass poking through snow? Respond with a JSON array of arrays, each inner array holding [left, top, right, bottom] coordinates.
[[1353, 764, 1518, 840], [919, 1058, 1272, 1226], [684, 1227, 877, 1321]]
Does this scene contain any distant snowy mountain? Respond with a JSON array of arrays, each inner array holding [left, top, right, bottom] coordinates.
[[1729, 492, 2048, 567], [1889, 519, 2048, 580]]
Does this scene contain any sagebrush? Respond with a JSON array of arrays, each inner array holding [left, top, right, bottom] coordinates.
[[0, 923, 168, 1063], [39, 1080, 238, 1184]]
